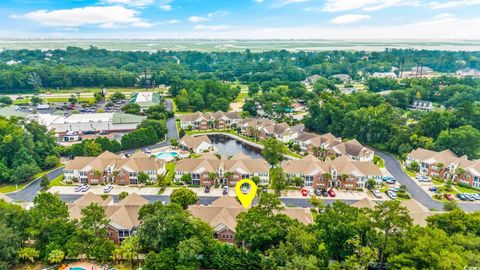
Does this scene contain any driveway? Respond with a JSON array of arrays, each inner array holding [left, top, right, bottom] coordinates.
[[377, 151, 480, 212], [122, 99, 178, 155], [7, 167, 64, 202]]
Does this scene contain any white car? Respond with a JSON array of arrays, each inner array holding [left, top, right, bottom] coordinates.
[[372, 189, 382, 198], [74, 185, 83, 192], [103, 185, 113, 193], [416, 175, 430, 182], [81, 185, 90, 192], [387, 190, 398, 199]]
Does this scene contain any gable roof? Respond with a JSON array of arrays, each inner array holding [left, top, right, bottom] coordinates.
[[176, 154, 269, 175], [330, 139, 374, 158], [351, 197, 377, 209], [179, 135, 213, 150], [117, 193, 149, 206], [65, 151, 164, 172]]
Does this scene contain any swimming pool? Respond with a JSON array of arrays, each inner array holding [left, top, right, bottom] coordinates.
[[69, 268, 86, 270], [155, 151, 179, 159]]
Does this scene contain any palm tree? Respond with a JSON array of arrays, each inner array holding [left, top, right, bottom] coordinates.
[[112, 170, 120, 184], [208, 172, 218, 185], [93, 169, 102, 183]]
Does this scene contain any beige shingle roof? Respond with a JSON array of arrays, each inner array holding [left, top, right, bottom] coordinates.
[[179, 135, 212, 150], [65, 151, 164, 173], [117, 192, 149, 206], [330, 139, 373, 158], [176, 155, 269, 175], [351, 197, 377, 209], [189, 196, 314, 233], [282, 155, 381, 177], [407, 148, 460, 165]]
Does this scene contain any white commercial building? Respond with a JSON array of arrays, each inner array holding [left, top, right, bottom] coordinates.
[[32, 113, 146, 134]]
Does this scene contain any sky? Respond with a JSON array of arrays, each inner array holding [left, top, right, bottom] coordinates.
[[1, 0, 480, 39]]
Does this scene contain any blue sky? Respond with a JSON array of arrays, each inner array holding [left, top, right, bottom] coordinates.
[[2, 0, 480, 39]]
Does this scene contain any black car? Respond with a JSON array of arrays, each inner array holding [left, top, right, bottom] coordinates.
[[204, 186, 210, 193], [321, 189, 329, 197], [314, 188, 322, 196]]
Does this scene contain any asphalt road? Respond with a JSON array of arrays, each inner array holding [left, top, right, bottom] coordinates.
[[59, 193, 356, 208], [122, 99, 178, 155], [8, 167, 64, 202], [377, 151, 480, 212]]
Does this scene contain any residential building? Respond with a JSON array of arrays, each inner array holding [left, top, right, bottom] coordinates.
[[64, 151, 165, 185], [406, 148, 480, 188], [178, 111, 241, 130], [371, 72, 397, 79], [303, 74, 322, 85], [175, 153, 269, 186], [239, 118, 299, 143], [33, 113, 146, 134], [67, 192, 148, 244], [179, 135, 214, 154], [129, 92, 161, 110], [294, 132, 341, 154], [331, 74, 351, 83], [188, 196, 314, 243], [327, 139, 375, 162], [456, 68, 480, 78], [282, 155, 382, 189], [410, 100, 434, 111]]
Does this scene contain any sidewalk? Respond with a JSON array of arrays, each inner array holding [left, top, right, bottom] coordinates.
[[49, 185, 161, 195]]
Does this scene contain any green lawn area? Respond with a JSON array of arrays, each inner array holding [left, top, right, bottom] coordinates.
[[374, 155, 385, 168], [234, 92, 248, 102], [455, 185, 479, 194], [431, 179, 444, 186], [165, 162, 176, 183], [38, 87, 141, 94], [48, 175, 69, 188], [0, 163, 64, 193]]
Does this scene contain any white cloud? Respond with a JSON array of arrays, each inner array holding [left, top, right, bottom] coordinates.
[[323, 0, 420, 12], [276, 0, 310, 7], [168, 19, 181, 24], [194, 24, 230, 31], [207, 10, 230, 18], [20, 6, 152, 28], [102, 0, 155, 7], [188, 16, 210, 22], [429, 0, 480, 9], [160, 5, 172, 11], [330, 14, 370, 24]]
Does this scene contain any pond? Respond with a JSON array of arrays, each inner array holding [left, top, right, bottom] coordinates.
[[207, 134, 263, 159]]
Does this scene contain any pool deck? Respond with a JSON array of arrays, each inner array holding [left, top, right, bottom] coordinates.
[[65, 262, 101, 270]]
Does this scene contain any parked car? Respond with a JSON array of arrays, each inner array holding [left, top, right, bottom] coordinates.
[[241, 186, 249, 195], [262, 187, 268, 193], [382, 176, 396, 184], [389, 187, 400, 192], [222, 186, 229, 195], [321, 189, 329, 197], [204, 186, 210, 193], [416, 175, 431, 182], [314, 188, 322, 196], [308, 190, 315, 197], [464, 193, 475, 201], [444, 194, 454, 201], [81, 185, 90, 192], [456, 193, 467, 201], [327, 189, 336, 197], [103, 185, 113, 193], [472, 193, 480, 200], [372, 189, 382, 198], [428, 186, 438, 192], [387, 190, 398, 199], [74, 185, 83, 192], [301, 188, 308, 197], [143, 148, 152, 154]]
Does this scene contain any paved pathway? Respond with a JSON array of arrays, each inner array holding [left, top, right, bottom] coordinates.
[[377, 151, 480, 212]]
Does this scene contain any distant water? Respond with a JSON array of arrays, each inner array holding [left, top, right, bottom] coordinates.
[[1, 39, 480, 52], [208, 134, 263, 159]]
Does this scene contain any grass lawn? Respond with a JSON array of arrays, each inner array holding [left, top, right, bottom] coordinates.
[[48, 175, 71, 188], [431, 179, 444, 186], [0, 163, 64, 193], [374, 155, 385, 168], [234, 92, 248, 102], [455, 185, 479, 194], [165, 162, 176, 183]]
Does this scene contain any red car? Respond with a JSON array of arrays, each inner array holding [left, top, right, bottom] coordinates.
[[301, 188, 308, 197], [328, 189, 336, 197], [444, 194, 454, 201]]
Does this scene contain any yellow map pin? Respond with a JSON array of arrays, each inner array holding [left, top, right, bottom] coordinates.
[[235, 179, 257, 209]]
